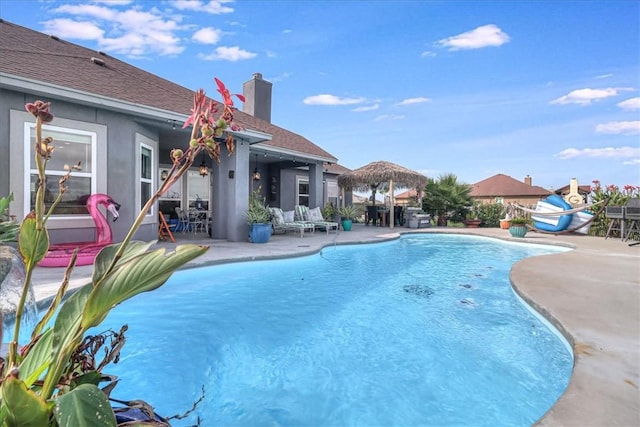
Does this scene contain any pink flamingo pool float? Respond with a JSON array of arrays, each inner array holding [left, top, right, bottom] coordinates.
[[39, 193, 121, 268]]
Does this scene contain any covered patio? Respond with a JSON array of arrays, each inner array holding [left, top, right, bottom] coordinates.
[[337, 160, 427, 228]]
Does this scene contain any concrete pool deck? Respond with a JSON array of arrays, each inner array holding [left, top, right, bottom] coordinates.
[[30, 225, 640, 426]]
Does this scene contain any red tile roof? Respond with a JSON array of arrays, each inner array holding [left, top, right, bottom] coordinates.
[[0, 19, 337, 162], [470, 173, 551, 197], [395, 189, 418, 199]]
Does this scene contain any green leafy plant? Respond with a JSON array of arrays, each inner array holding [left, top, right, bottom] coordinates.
[[321, 203, 337, 220], [422, 173, 473, 226], [337, 205, 360, 221], [588, 181, 640, 237], [0, 193, 19, 243], [474, 202, 506, 228], [509, 217, 529, 225], [246, 187, 271, 224], [0, 78, 243, 426]]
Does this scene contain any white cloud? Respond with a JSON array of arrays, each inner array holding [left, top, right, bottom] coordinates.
[[421, 50, 436, 58], [303, 94, 366, 106], [618, 97, 640, 111], [52, 4, 118, 20], [554, 146, 640, 160], [170, 0, 234, 14], [595, 73, 613, 80], [192, 27, 222, 44], [595, 121, 640, 135], [436, 24, 509, 50], [91, 0, 132, 4], [352, 104, 379, 112], [43, 19, 105, 40], [550, 87, 634, 105], [269, 72, 292, 83], [48, 3, 188, 57], [374, 114, 405, 122], [396, 97, 430, 106], [197, 46, 256, 61], [623, 158, 640, 165]]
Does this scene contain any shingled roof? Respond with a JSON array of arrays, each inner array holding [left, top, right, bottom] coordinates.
[[0, 19, 337, 162], [470, 173, 551, 197]]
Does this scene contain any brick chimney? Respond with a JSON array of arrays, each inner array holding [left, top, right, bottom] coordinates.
[[524, 175, 532, 186], [243, 72, 272, 123]]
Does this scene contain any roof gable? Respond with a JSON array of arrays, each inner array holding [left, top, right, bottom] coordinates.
[[470, 173, 551, 197], [0, 19, 337, 162]]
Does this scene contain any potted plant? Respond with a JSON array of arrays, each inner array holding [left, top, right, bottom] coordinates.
[[247, 187, 272, 243], [337, 205, 360, 231], [322, 203, 341, 225], [461, 204, 481, 228], [508, 217, 529, 237]]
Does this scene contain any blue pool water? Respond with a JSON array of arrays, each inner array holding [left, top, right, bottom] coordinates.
[[40, 235, 576, 425]]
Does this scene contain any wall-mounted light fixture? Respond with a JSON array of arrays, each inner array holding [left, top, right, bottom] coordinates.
[[160, 169, 168, 181], [199, 154, 209, 177], [252, 153, 261, 181]]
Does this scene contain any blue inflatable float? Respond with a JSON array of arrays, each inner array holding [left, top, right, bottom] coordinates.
[[532, 195, 573, 232]]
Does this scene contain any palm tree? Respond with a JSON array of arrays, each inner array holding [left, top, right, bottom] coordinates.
[[422, 173, 473, 226]]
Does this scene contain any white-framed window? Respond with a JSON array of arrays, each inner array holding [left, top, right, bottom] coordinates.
[[187, 170, 209, 210], [297, 177, 309, 207], [136, 134, 156, 220], [140, 144, 153, 212], [24, 123, 97, 216], [326, 178, 339, 207]]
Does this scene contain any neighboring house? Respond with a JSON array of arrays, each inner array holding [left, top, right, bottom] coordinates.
[[554, 182, 591, 204], [469, 174, 552, 206], [0, 19, 346, 243], [394, 188, 420, 206]]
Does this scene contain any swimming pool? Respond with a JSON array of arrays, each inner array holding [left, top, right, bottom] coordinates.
[[83, 235, 573, 425]]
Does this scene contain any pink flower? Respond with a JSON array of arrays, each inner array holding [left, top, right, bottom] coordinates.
[[25, 100, 54, 122], [215, 77, 245, 106]]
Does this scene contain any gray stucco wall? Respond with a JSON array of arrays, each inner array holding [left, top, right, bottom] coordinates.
[[0, 88, 158, 244]]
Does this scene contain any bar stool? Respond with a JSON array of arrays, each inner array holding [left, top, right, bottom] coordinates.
[[623, 199, 640, 242], [604, 205, 624, 239]]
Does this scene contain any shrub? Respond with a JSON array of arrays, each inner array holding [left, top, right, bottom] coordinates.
[[589, 181, 640, 237]]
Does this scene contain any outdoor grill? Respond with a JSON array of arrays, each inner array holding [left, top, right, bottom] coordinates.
[[404, 207, 431, 229], [605, 199, 640, 241]]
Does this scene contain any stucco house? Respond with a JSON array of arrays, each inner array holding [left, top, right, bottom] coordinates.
[[0, 19, 350, 243], [469, 173, 552, 206]]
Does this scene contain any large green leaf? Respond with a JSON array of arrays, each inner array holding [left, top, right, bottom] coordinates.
[[18, 217, 49, 268], [42, 284, 93, 397], [81, 245, 207, 330], [1, 377, 49, 426], [16, 328, 53, 387], [53, 384, 116, 427], [92, 241, 154, 285]]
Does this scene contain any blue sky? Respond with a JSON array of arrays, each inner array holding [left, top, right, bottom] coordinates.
[[1, 0, 639, 191]]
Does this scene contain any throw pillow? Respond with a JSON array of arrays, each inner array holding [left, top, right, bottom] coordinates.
[[284, 210, 295, 223]]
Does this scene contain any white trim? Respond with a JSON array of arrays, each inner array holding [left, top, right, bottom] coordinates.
[[23, 122, 97, 221], [135, 134, 157, 223], [252, 142, 336, 164], [296, 175, 310, 207]]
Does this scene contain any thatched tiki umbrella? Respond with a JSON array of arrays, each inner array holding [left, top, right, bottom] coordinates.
[[338, 161, 427, 228]]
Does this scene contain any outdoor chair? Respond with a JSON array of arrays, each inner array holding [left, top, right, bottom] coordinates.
[[394, 206, 404, 226], [295, 205, 339, 234], [188, 210, 206, 233], [365, 205, 379, 226], [175, 207, 190, 233], [270, 207, 314, 237]]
